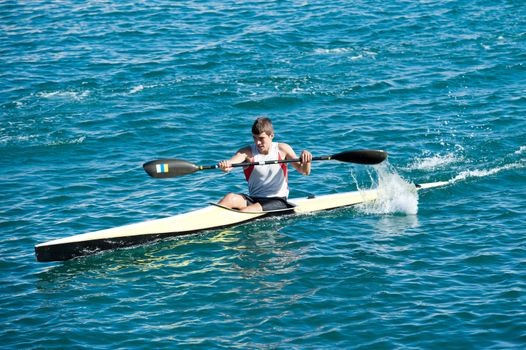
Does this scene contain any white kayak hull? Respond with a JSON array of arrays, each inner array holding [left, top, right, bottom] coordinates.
[[35, 181, 448, 262]]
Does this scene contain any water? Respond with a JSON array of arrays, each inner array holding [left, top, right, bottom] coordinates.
[[1, 0, 525, 348]]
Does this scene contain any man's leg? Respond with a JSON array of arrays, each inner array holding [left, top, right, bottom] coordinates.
[[217, 193, 263, 212], [218, 193, 248, 209], [240, 202, 263, 212]]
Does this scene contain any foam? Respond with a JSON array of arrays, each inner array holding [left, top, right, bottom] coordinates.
[[47, 136, 86, 146], [356, 164, 419, 215], [313, 47, 353, 54], [408, 152, 463, 171], [450, 161, 525, 183], [130, 85, 145, 94], [38, 90, 90, 101]]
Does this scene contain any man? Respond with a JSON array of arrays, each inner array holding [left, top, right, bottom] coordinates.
[[218, 117, 312, 212]]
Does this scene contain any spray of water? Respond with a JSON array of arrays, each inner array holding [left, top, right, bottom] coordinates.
[[449, 161, 525, 183], [354, 163, 419, 215], [351, 146, 525, 216]]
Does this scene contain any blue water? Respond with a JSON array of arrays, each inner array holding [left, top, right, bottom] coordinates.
[[1, 0, 526, 348]]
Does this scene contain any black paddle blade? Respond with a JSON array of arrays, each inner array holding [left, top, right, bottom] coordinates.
[[331, 150, 387, 164], [143, 159, 199, 178]]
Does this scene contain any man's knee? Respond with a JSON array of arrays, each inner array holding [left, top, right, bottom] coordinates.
[[219, 193, 245, 208], [221, 192, 238, 203]]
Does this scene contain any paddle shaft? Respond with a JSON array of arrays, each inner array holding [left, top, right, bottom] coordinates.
[[202, 156, 331, 170]]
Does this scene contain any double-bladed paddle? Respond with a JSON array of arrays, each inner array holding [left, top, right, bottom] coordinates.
[[143, 149, 387, 179]]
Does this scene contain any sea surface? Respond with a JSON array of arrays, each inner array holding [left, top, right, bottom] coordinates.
[[1, 0, 525, 348]]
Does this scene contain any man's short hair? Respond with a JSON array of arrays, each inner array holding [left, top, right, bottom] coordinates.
[[252, 117, 274, 136]]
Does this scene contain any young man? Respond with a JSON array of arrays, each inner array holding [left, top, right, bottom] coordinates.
[[218, 117, 312, 212]]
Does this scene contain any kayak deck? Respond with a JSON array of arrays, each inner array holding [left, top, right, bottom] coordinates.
[[35, 181, 449, 262]]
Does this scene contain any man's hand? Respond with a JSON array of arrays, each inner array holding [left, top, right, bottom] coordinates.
[[218, 160, 233, 173], [300, 150, 312, 165]]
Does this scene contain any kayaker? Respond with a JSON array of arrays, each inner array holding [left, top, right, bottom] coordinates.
[[217, 117, 312, 212]]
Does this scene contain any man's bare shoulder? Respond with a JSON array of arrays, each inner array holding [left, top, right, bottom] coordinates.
[[277, 143, 296, 158], [277, 142, 292, 151], [237, 145, 253, 158]]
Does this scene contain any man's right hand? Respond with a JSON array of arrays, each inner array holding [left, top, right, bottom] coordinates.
[[218, 160, 233, 173]]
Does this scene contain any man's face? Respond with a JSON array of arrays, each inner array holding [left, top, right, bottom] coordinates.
[[252, 132, 274, 154]]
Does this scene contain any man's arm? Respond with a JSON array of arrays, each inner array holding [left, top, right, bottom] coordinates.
[[218, 146, 252, 172], [279, 143, 312, 175]]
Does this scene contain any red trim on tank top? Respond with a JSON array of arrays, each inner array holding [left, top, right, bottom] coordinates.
[[243, 157, 254, 181], [278, 152, 289, 187]]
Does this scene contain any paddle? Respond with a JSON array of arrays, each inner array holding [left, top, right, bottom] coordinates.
[[143, 149, 387, 179]]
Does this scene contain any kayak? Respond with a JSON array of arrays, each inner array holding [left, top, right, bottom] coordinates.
[[34, 181, 448, 262]]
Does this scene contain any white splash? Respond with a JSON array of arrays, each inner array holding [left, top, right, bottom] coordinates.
[[313, 47, 353, 54], [130, 85, 145, 94], [407, 152, 463, 171], [515, 146, 526, 155], [47, 136, 86, 146], [356, 164, 419, 215], [450, 161, 525, 183], [38, 90, 90, 101], [350, 54, 364, 61]]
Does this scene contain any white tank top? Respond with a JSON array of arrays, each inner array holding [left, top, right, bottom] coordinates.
[[243, 142, 289, 198]]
